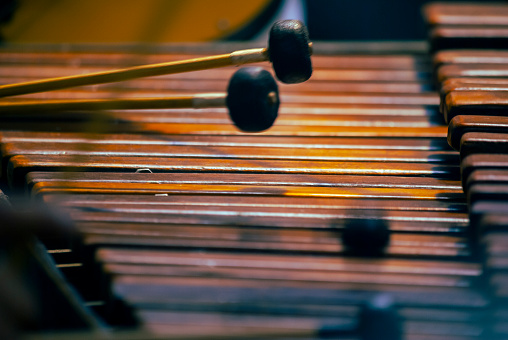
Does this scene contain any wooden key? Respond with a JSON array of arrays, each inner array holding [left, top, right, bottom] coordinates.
[[436, 64, 508, 83], [49, 192, 466, 225], [439, 79, 508, 115], [423, 3, 508, 26], [51, 195, 467, 223], [282, 80, 431, 94], [478, 213, 508, 236], [25, 172, 463, 192], [97, 243, 484, 339], [440, 78, 508, 92], [0, 65, 430, 85], [434, 50, 508, 69], [102, 266, 476, 293], [127, 307, 479, 339], [429, 26, 508, 52], [438, 78, 508, 113], [460, 132, 508, 158], [469, 205, 508, 244], [75, 219, 468, 244], [0, 51, 428, 70], [95, 248, 480, 288], [461, 154, 508, 190], [464, 169, 508, 192], [0, 103, 444, 119], [41, 192, 469, 213], [0, 131, 453, 151], [1, 91, 439, 106], [29, 177, 465, 203], [70, 220, 471, 257], [109, 270, 487, 310], [6, 154, 461, 190], [48, 107, 444, 127], [470, 200, 508, 221], [447, 115, 508, 150], [0, 109, 443, 129], [468, 183, 508, 207], [0, 84, 443, 135], [423, 3, 508, 51], [42, 199, 469, 221], [98, 248, 480, 277], [443, 91, 508, 123], [0, 142, 459, 178], [78, 78, 433, 95], [483, 239, 508, 298], [0, 94, 446, 137], [1, 73, 433, 95], [0, 120, 449, 138], [2, 73, 430, 94]]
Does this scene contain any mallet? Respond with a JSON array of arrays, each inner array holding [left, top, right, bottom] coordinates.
[[0, 20, 312, 98], [0, 67, 280, 133]]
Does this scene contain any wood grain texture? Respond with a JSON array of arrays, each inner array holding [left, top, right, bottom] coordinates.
[[1, 42, 486, 339], [447, 115, 508, 150]]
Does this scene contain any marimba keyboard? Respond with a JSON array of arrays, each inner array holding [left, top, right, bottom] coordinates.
[[4, 3, 508, 339]]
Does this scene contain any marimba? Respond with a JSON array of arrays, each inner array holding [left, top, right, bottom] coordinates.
[[2, 3, 508, 339]]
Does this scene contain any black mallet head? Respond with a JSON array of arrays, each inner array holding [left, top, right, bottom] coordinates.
[[341, 217, 390, 256], [269, 20, 313, 84], [226, 67, 279, 133]]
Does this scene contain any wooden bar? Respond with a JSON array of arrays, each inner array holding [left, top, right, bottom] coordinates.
[[465, 169, 508, 191], [0, 131, 452, 151], [460, 132, 508, 158], [434, 50, 508, 68], [0, 142, 458, 167], [6, 154, 461, 190], [437, 64, 508, 83], [423, 3, 508, 26], [41, 193, 468, 212], [429, 26, 508, 52], [468, 183, 508, 206], [423, 3, 508, 51], [443, 91, 508, 123], [461, 154, 508, 190], [447, 115, 508, 150], [0, 64, 430, 82], [439, 79, 508, 114]]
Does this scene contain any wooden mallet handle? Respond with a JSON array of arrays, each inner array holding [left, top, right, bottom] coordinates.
[[0, 48, 268, 98], [0, 94, 226, 112], [0, 20, 313, 98], [0, 67, 280, 133]]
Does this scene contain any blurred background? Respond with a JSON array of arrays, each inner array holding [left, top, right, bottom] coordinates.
[[0, 0, 468, 44]]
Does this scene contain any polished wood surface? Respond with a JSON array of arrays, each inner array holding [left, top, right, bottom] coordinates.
[[13, 2, 508, 336], [1, 41, 473, 339]]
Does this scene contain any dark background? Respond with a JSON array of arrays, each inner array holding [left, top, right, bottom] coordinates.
[[1, 0, 506, 42], [305, 0, 467, 41]]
